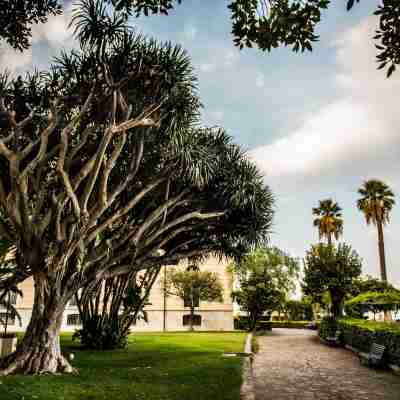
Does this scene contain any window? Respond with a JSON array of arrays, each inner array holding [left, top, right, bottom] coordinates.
[[183, 292, 199, 308], [182, 314, 201, 326], [67, 314, 81, 326], [0, 312, 15, 325]]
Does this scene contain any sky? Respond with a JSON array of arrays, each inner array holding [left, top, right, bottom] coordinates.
[[1, 0, 399, 288]]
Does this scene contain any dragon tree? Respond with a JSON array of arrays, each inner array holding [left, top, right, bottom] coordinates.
[[0, 4, 273, 375]]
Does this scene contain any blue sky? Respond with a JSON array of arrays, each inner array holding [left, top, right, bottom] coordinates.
[[1, 0, 399, 288]]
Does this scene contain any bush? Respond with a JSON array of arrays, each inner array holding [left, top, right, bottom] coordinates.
[[337, 318, 400, 366], [318, 316, 338, 340], [270, 321, 313, 329], [233, 316, 272, 331], [73, 315, 128, 350], [258, 321, 272, 331], [234, 317, 315, 331], [233, 316, 249, 330]]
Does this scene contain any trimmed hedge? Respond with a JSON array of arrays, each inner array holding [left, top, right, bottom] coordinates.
[[320, 318, 400, 366], [234, 317, 315, 331], [270, 321, 315, 329], [233, 317, 272, 331]]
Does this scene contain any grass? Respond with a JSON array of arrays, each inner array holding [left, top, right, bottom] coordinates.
[[1, 332, 246, 400]]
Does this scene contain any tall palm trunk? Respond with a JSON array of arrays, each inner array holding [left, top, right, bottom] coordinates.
[[376, 219, 392, 320], [0, 274, 73, 375], [376, 218, 387, 282], [327, 233, 332, 246]]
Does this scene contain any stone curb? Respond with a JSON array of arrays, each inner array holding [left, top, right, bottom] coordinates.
[[240, 332, 255, 400]]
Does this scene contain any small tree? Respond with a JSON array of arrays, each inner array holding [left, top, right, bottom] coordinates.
[[285, 299, 313, 321], [302, 243, 362, 318], [232, 274, 284, 331], [166, 268, 223, 331], [345, 290, 400, 320], [231, 247, 299, 330]]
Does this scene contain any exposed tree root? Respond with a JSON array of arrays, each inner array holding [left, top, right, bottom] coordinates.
[[0, 349, 75, 376]]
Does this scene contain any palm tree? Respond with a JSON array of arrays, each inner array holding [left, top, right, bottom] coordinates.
[[312, 199, 343, 245], [357, 179, 395, 282]]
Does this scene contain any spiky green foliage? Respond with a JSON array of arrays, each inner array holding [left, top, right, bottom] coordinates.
[[357, 180, 395, 226], [312, 199, 343, 245], [357, 179, 395, 282], [74, 268, 158, 349]]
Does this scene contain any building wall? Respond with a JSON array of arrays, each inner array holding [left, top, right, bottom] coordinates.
[[1, 256, 234, 332]]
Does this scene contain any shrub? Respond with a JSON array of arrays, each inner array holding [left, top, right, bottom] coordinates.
[[234, 317, 315, 330], [258, 321, 272, 331], [318, 316, 338, 340], [337, 318, 400, 366], [271, 321, 314, 329], [73, 315, 128, 350], [233, 316, 272, 331]]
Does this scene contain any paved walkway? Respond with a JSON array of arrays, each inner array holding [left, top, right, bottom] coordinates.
[[253, 328, 400, 400]]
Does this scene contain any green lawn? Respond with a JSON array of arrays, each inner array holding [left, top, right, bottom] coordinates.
[[1, 332, 246, 400]]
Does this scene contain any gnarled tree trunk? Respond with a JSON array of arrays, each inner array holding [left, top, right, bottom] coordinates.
[[0, 274, 73, 375]]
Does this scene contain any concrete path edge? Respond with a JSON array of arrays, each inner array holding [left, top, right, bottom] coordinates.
[[240, 332, 255, 400]]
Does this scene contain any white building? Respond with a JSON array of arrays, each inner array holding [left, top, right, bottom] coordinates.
[[1, 257, 234, 332]]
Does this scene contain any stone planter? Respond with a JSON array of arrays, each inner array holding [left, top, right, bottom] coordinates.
[[0, 334, 17, 358]]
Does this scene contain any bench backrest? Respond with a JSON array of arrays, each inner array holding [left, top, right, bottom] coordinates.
[[370, 343, 385, 357]]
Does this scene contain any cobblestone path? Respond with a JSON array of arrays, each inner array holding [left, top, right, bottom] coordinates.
[[253, 328, 400, 400]]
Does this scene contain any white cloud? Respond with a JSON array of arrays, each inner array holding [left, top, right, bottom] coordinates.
[[32, 4, 75, 47], [0, 45, 33, 74], [197, 47, 240, 75], [223, 50, 239, 68], [199, 63, 215, 73], [248, 16, 400, 285], [255, 72, 265, 88], [0, 4, 76, 74], [250, 17, 400, 187]]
